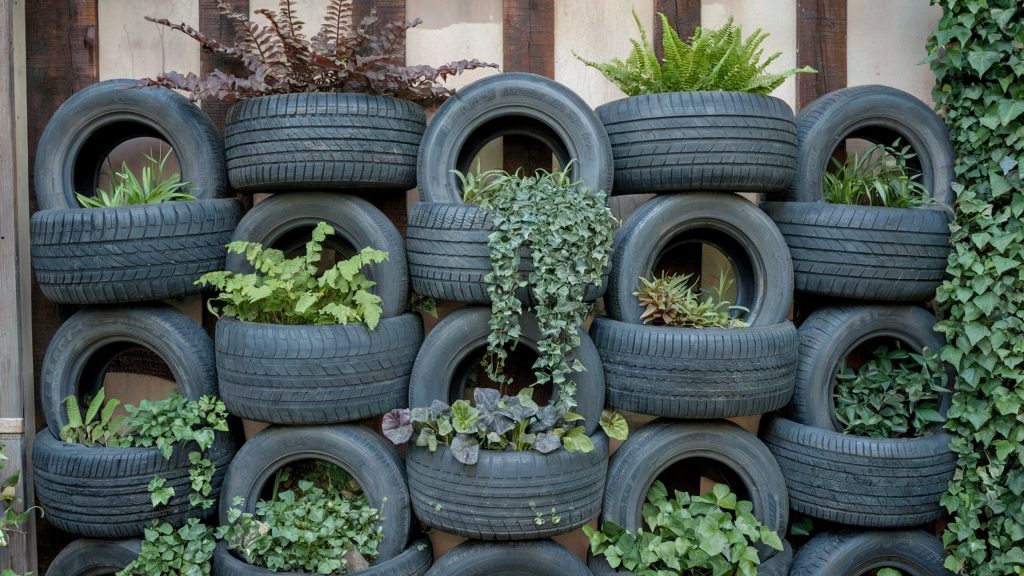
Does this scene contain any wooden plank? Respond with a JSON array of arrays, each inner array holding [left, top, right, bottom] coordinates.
[[654, 0, 700, 58], [200, 0, 248, 132], [0, 435, 33, 573], [796, 0, 846, 110], [502, 0, 554, 173]]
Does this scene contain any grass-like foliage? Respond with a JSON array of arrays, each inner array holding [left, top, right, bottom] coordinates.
[[196, 222, 388, 327], [822, 140, 932, 208], [584, 481, 784, 576], [575, 12, 814, 96], [77, 149, 194, 208], [835, 346, 948, 439], [144, 0, 496, 103], [217, 462, 381, 574], [634, 272, 748, 328]]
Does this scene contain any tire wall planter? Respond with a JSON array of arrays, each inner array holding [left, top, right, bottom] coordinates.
[[407, 433, 608, 540], [596, 92, 797, 195], [224, 93, 426, 192], [424, 540, 591, 576], [45, 538, 141, 576], [789, 530, 954, 576], [34, 79, 226, 210], [212, 538, 432, 576]]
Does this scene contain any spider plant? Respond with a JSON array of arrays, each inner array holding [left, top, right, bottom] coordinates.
[[822, 139, 931, 208], [76, 149, 195, 208]]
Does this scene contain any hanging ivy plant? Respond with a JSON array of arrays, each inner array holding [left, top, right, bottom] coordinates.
[[927, 2, 1024, 574]]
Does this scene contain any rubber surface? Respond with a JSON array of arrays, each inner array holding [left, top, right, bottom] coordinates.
[[45, 538, 141, 576], [789, 530, 953, 576], [597, 91, 797, 194], [407, 433, 607, 540], [40, 305, 218, 438], [424, 540, 591, 576], [216, 314, 423, 424], [763, 202, 952, 301], [763, 417, 956, 528], [225, 93, 425, 191], [34, 79, 225, 210], [212, 538, 432, 576], [31, 199, 241, 304], [417, 72, 612, 202], [590, 317, 797, 418]]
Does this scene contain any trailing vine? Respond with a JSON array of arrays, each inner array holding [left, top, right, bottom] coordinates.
[[927, 2, 1024, 574]]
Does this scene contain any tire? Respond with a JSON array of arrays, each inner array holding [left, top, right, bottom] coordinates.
[[212, 538, 432, 576], [790, 305, 949, 432], [406, 202, 607, 304], [604, 420, 789, 560], [224, 93, 425, 192], [32, 428, 238, 538], [590, 317, 797, 418], [406, 433, 607, 540], [30, 199, 242, 304], [788, 84, 956, 205], [606, 193, 793, 326], [762, 202, 952, 301], [789, 530, 953, 576], [215, 314, 423, 424], [588, 540, 793, 576], [408, 307, 605, 435], [763, 417, 955, 528], [34, 78, 226, 211], [225, 192, 408, 318], [596, 92, 797, 195], [218, 425, 411, 561], [424, 540, 591, 576], [40, 305, 217, 438], [46, 538, 141, 576], [417, 72, 613, 203]]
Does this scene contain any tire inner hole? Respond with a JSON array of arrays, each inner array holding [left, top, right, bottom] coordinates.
[[269, 224, 358, 275], [827, 132, 924, 178], [79, 342, 177, 415], [75, 123, 180, 198], [257, 458, 365, 503], [829, 335, 922, 431], [450, 342, 554, 406], [455, 115, 569, 196], [653, 457, 751, 516], [651, 230, 748, 318]]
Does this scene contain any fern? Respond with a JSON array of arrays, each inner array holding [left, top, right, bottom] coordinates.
[[576, 11, 815, 95]]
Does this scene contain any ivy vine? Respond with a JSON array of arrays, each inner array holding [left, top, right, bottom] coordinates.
[[927, 2, 1024, 574]]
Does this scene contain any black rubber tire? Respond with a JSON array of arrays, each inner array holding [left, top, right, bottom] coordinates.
[[606, 193, 793, 326], [604, 420, 789, 560], [590, 317, 797, 418], [588, 540, 793, 576], [790, 305, 949, 432], [762, 202, 952, 301], [34, 78, 226, 211], [417, 72, 613, 203], [32, 428, 238, 539], [406, 202, 607, 304], [789, 530, 953, 576], [408, 307, 605, 435], [40, 305, 218, 438], [787, 84, 956, 206], [46, 538, 141, 576], [424, 540, 591, 576], [224, 93, 425, 192], [218, 425, 411, 561], [225, 192, 409, 318], [30, 199, 242, 304], [596, 92, 797, 195], [407, 433, 607, 540], [216, 313, 423, 424], [212, 538, 432, 576], [763, 417, 955, 528]]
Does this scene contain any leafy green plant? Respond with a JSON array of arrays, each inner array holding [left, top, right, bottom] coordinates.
[[382, 388, 628, 465], [1, 443, 41, 553], [575, 12, 814, 96], [822, 140, 932, 208], [634, 272, 748, 329], [59, 387, 126, 446], [76, 149, 194, 208], [145, 0, 496, 103], [584, 481, 783, 576], [196, 221, 388, 327], [117, 518, 217, 576], [216, 462, 381, 574], [456, 164, 616, 408], [834, 346, 948, 439], [927, 2, 1024, 573]]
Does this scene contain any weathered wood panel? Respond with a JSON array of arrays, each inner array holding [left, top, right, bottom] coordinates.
[[655, 0, 701, 57], [797, 0, 846, 109], [502, 0, 554, 173], [200, 0, 249, 131]]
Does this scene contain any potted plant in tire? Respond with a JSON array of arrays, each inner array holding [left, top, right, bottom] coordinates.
[[575, 13, 814, 195], [146, 1, 496, 192], [591, 271, 798, 418], [196, 221, 423, 425], [383, 387, 627, 540]]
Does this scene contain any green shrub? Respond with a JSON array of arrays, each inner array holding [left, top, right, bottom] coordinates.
[[76, 149, 194, 208], [634, 272, 748, 328], [117, 519, 217, 576], [822, 140, 932, 208]]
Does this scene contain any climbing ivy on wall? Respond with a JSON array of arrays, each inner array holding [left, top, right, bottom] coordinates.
[[927, 2, 1024, 574]]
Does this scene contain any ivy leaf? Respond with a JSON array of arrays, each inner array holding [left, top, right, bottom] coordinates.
[[967, 49, 1001, 75], [382, 409, 413, 444], [600, 410, 630, 440], [149, 476, 174, 508], [561, 426, 594, 452], [533, 432, 562, 454], [450, 433, 480, 465]]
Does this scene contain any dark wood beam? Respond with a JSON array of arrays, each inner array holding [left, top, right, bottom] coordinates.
[[796, 0, 847, 110], [654, 0, 701, 59], [502, 0, 554, 173], [198, 0, 248, 133]]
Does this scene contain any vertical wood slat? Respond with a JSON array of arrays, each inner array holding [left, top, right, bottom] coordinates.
[[796, 0, 846, 110], [502, 0, 554, 173], [654, 0, 701, 59]]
